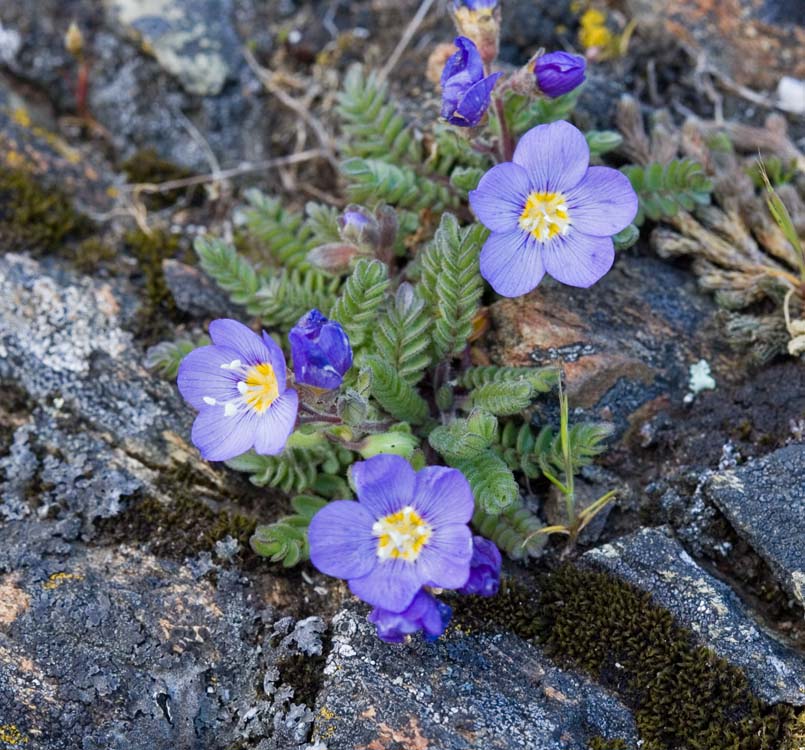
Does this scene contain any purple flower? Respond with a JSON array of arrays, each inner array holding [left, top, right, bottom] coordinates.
[[534, 51, 586, 98], [177, 319, 298, 461], [469, 120, 638, 295], [308, 455, 474, 613], [289, 309, 352, 390], [368, 590, 452, 643], [441, 37, 502, 127], [453, 0, 497, 9], [458, 536, 502, 596]]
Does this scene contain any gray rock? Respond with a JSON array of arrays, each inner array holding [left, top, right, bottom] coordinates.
[[582, 526, 805, 705], [163, 258, 240, 318], [103, 0, 241, 96], [0, 539, 312, 749], [704, 444, 805, 606], [311, 605, 638, 750]]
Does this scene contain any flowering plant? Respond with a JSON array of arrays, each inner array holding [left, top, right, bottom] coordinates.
[[145, 0, 663, 643]]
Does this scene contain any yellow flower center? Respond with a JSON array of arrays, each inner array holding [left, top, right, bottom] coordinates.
[[238, 362, 279, 414], [519, 191, 572, 243], [372, 506, 432, 562]]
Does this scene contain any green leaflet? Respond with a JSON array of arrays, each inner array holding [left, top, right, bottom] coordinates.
[[341, 158, 458, 212], [145, 335, 209, 379], [468, 380, 536, 416], [622, 159, 713, 226], [329, 258, 390, 349], [194, 236, 259, 308], [374, 284, 432, 385], [473, 501, 547, 560], [250, 494, 329, 566], [242, 189, 315, 270], [419, 214, 487, 361], [536, 421, 615, 479], [252, 267, 340, 330], [458, 365, 558, 391], [336, 65, 422, 163], [364, 356, 430, 425]]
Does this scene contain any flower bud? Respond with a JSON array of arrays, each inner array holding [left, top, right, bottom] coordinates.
[[338, 205, 380, 248], [307, 242, 360, 273], [451, 0, 500, 65], [533, 51, 586, 98], [458, 536, 502, 597], [65, 21, 84, 57]]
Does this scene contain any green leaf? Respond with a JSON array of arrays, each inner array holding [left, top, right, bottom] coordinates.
[[194, 236, 259, 307], [145, 335, 209, 379], [365, 357, 430, 425], [329, 258, 390, 348], [428, 409, 497, 462], [242, 189, 314, 270], [305, 202, 342, 246], [450, 166, 485, 197], [419, 214, 486, 360], [536, 421, 615, 479], [613, 223, 640, 251], [250, 494, 329, 566], [455, 451, 520, 515], [341, 158, 457, 212], [252, 268, 339, 330], [473, 502, 548, 560], [507, 89, 582, 135], [427, 125, 491, 176], [468, 380, 535, 416], [622, 159, 713, 226], [336, 65, 422, 163], [458, 365, 558, 392], [374, 283, 432, 385], [586, 130, 623, 156]]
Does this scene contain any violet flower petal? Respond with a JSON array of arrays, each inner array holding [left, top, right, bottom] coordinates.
[[469, 161, 531, 232], [252, 390, 298, 455], [411, 466, 475, 527], [308, 500, 377, 580], [351, 455, 417, 519], [565, 166, 639, 236], [416, 523, 473, 589], [513, 120, 590, 193], [177, 344, 244, 410], [349, 557, 422, 612], [541, 231, 615, 288], [479, 229, 546, 297], [190, 407, 258, 462]]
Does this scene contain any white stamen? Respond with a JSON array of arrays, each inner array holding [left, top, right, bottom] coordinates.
[[220, 359, 243, 370], [224, 402, 238, 417], [237, 381, 249, 395], [202, 396, 217, 406]]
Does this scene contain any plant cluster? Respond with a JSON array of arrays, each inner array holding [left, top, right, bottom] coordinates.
[[147, 0, 797, 647]]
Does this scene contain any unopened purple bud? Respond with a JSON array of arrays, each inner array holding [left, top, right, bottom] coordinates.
[[289, 309, 353, 390], [368, 590, 452, 643], [338, 206, 379, 247], [453, 0, 497, 9], [458, 536, 501, 596], [441, 37, 501, 127], [534, 51, 586, 98]]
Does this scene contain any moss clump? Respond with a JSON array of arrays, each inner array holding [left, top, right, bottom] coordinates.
[[72, 237, 117, 273], [121, 148, 199, 210], [97, 463, 256, 560], [0, 166, 93, 253], [536, 565, 794, 750], [782, 711, 805, 750], [588, 739, 629, 750]]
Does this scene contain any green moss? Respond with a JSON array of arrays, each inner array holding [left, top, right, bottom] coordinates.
[[123, 227, 183, 342], [121, 148, 199, 210], [0, 166, 93, 253], [588, 738, 629, 750], [782, 711, 805, 750], [454, 568, 796, 750], [97, 464, 256, 560], [72, 237, 117, 273]]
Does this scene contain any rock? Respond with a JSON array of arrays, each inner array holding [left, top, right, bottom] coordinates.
[[487, 255, 726, 435], [103, 0, 241, 96], [0, 539, 317, 749], [163, 258, 240, 318], [311, 605, 639, 750], [582, 526, 805, 705], [0, 1, 270, 170], [704, 444, 805, 607], [623, 0, 805, 89], [0, 252, 236, 533]]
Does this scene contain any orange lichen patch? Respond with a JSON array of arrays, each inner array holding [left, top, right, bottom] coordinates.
[[42, 572, 83, 590], [0, 576, 31, 626], [361, 717, 431, 750]]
